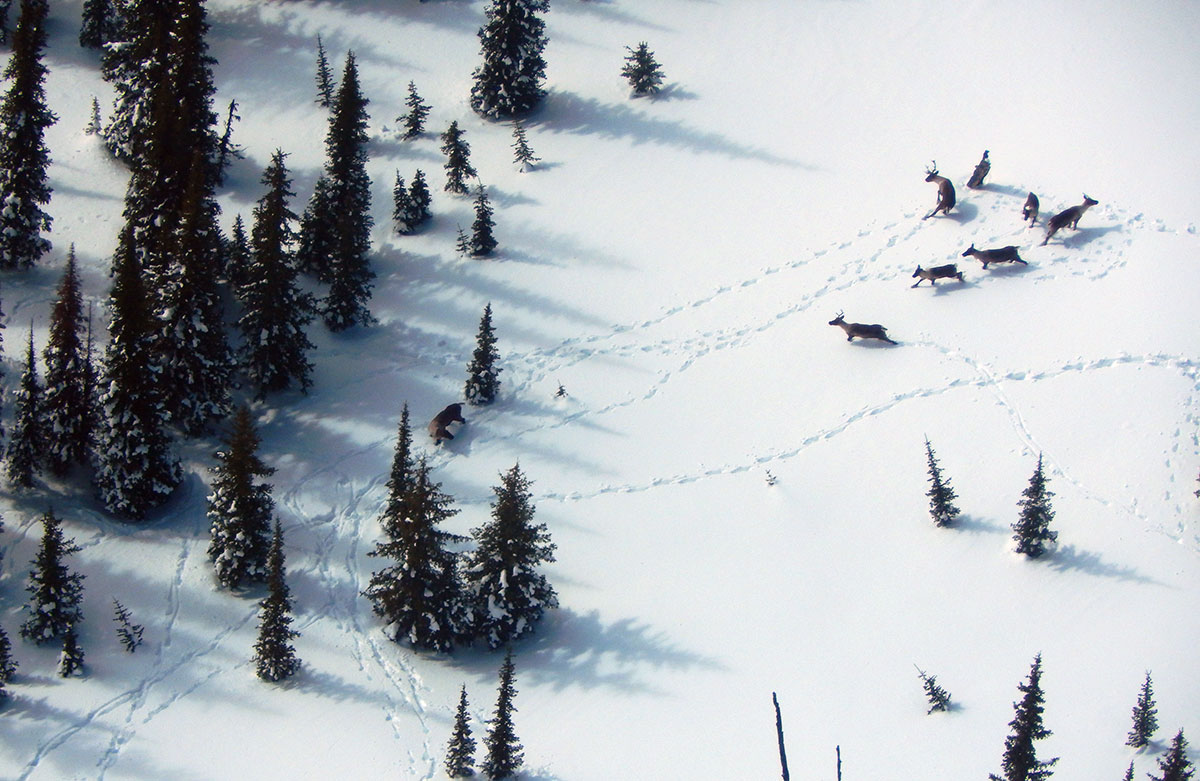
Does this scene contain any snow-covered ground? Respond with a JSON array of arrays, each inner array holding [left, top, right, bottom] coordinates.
[[2, 1, 1199, 778]]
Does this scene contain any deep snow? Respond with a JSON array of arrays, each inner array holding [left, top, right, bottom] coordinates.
[[1, 1, 1198, 779]]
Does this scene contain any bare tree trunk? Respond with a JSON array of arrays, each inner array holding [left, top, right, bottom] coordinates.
[[772, 692, 789, 781]]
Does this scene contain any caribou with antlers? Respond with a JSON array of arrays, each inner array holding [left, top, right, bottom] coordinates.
[[922, 161, 956, 219], [829, 311, 898, 345]]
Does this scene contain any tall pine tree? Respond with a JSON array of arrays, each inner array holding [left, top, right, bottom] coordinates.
[[43, 246, 98, 476], [1127, 671, 1159, 749], [470, 184, 497, 258], [465, 303, 502, 406], [225, 213, 251, 290], [441, 121, 477, 195], [924, 437, 960, 528], [238, 150, 315, 398], [988, 654, 1057, 781], [20, 510, 85, 646], [445, 684, 477, 778], [207, 406, 276, 589], [79, 0, 121, 50], [464, 463, 557, 649], [1013, 455, 1058, 558], [1150, 730, 1195, 781], [469, 0, 549, 119], [0, 0, 56, 270], [314, 34, 333, 108], [253, 520, 300, 682], [5, 328, 44, 488], [482, 649, 524, 779]]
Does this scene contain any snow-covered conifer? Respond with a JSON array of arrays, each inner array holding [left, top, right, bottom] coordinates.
[[988, 654, 1057, 781], [253, 521, 300, 682], [225, 213, 250, 290], [445, 684, 477, 777], [1013, 454, 1058, 558], [43, 246, 97, 476], [85, 96, 102, 135], [441, 121, 477, 195], [112, 599, 143, 653], [482, 649, 524, 778], [621, 41, 666, 97], [58, 624, 85, 677], [0, 624, 17, 700], [511, 120, 540, 172], [20, 510, 85, 646], [1149, 729, 1195, 781], [916, 666, 953, 714], [470, 184, 497, 257], [470, 0, 549, 119], [464, 303, 501, 406], [392, 171, 414, 235], [5, 329, 45, 488], [1127, 670, 1159, 748], [79, 0, 121, 49], [924, 437, 960, 528], [207, 406, 276, 589], [400, 80, 430, 139]]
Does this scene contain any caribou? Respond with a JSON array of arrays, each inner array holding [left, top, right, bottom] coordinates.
[[922, 161, 956, 219], [962, 243, 1027, 268], [911, 264, 964, 287], [1041, 194, 1098, 245], [829, 311, 898, 345], [1022, 192, 1039, 226]]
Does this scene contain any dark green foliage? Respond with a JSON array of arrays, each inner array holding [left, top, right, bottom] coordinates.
[[482, 649, 524, 779], [511, 120, 539, 171], [214, 98, 245, 186], [408, 170, 432, 225], [207, 406, 276, 589], [363, 457, 468, 652], [253, 521, 300, 682], [470, 0, 549, 119], [238, 150, 315, 398], [465, 463, 557, 649], [989, 654, 1057, 781], [1013, 455, 1058, 558], [58, 624, 85, 677], [6, 329, 45, 488], [455, 226, 471, 257], [43, 246, 99, 476], [314, 34, 333, 108], [225, 213, 251, 290], [916, 666, 952, 714], [21, 510, 85, 646], [1150, 730, 1195, 781], [470, 185, 497, 257], [445, 684, 477, 778], [1127, 671, 1159, 748], [0, 0, 56, 270], [393, 169, 433, 235], [85, 96, 102, 134], [382, 404, 415, 534], [465, 303, 502, 406], [79, 0, 121, 49], [0, 624, 17, 700], [112, 599, 143, 652], [296, 175, 335, 280], [441, 121, 477, 195], [400, 80, 430, 139], [924, 437, 960, 528], [621, 41, 666, 97]]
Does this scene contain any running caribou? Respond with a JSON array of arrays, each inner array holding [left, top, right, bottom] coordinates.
[[1022, 192, 1039, 226], [911, 264, 964, 287], [962, 243, 1027, 268], [828, 311, 898, 345], [922, 161, 956, 219], [1041, 194, 1098, 245]]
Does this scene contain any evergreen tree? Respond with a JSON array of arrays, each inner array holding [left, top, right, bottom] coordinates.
[[464, 463, 557, 649], [469, 184, 497, 258], [79, 0, 121, 50], [392, 171, 414, 235], [445, 684, 477, 777], [207, 406, 276, 589], [469, 0, 549, 119], [399, 80, 430, 140], [1127, 670, 1159, 748], [20, 510, 85, 646], [1150, 730, 1195, 781], [112, 599, 144, 652], [621, 41, 666, 97], [253, 520, 301, 682], [482, 649, 524, 779], [238, 150, 315, 398], [381, 403, 416, 534], [6, 328, 45, 488], [511, 120, 540, 171], [464, 303, 502, 406], [296, 174, 335, 280], [94, 225, 182, 521], [988, 654, 1057, 781], [314, 34, 333, 108], [0, 624, 16, 700], [1013, 455, 1058, 558], [363, 457, 468, 652], [225, 213, 251, 290], [0, 0, 56, 270], [924, 437, 960, 528], [0, 0, 11, 46], [441, 121, 477, 195], [58, 624, 85, 677], [1125, 760, 1136, 781], [85, 96, 102, 134], [43, 246, 97, 476], [319, 51, 375, 332], [916, 665, 953, 714], [214, 98, 245, 186], [408, 169, 432, 227], [455, 226, 471, 257]]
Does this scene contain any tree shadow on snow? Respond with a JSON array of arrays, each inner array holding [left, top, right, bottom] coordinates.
[[1045, 543, 1161, 585], [952, 515, 1007, 535]]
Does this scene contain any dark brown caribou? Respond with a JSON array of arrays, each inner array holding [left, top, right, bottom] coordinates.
[[911, 264, 964, 287], [922, 161, 956, 220], [1022, 192, 1039, 226], [1041, 194, 1098, 245], [429, 403, 465, 444], [829, 311, 898, 345], [962, 243, 1027, 268]]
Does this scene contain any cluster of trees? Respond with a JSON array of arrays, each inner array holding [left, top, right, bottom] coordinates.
[[444, 650, 526, 779]]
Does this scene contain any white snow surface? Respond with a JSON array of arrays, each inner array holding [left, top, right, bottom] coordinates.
[[2, 1, 1199, 779]]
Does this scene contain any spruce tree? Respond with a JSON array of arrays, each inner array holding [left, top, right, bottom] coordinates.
[[455, 226, 471, 257], [238, 150, 315, 398], [465, 303, 502, 406], [79, 0, 121, 50], [924, 437, 960, 528], [0, 0, 56, 270], [392, 171, 414, 235], [408, 170, 432, 228], [381, 403, 416, 534], [296, 174, 335, 280], [465, 463, 557, 649], [207, 406, 276, 589], [1013, 455, 1058, 558], [319, 51, 375, 332], [1124, 760, 1136, 781], [94, 225, 182, 520], [58, 624, 85, 677], [470, 0, 549, 119], [470, 184, 497, 258], [253, 520, 301, 682], [0, 624, 16, 700], [1126, 670, 1159, 748], [225, 213, 251, 290], [363, 457, 468, 652], [6, 328, 45, 488], [621, 41, 666, 97], [20, 510, 85, 646], [441, 121, 477, 195], [445, 684, 477, 778], [112, 599, 144, 652], [400, 80, 430, 140], [85, 96, 102, 134], [1150, 730, 1195, 781], [314, 34, 333, 108], [43, 246, 97, 476], [482, 649, 524, 779], [915, 665, 953, 714], [214, 98, 245, 186], [511, 120, 540, 172], [988, 654, 1057, 781]]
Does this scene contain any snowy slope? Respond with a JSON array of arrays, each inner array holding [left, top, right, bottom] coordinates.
[[1, 1, 1198, 779]]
